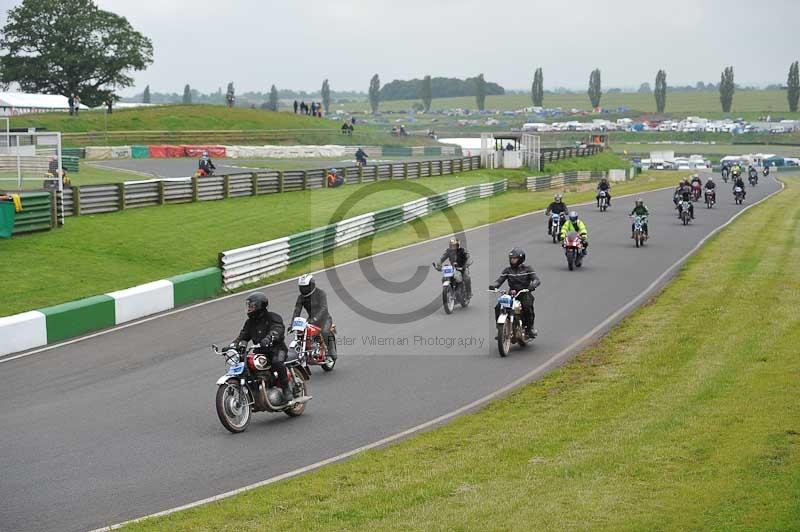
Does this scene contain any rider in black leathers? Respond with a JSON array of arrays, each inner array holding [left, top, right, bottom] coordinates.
[[489, 247, 541, 338], [544, 193, 568, 234], [434, 237, 473, 298], [673, 180, 694, 219], [232, 292, 293, 404], [596, 178, 611, 206], [732, 175, 747, 200], [291, 274, 336, 360]]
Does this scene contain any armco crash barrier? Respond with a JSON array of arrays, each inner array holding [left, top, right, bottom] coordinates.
[[0, 267, 222, 357], [525, 169, 631, 192], [219, 179, 508, 289]]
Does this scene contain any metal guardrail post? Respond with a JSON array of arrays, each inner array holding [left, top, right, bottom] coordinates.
[[403, 162, 408, 179], [73, 186, 81, 216], [49, 190, 57, 229], [192, 176, 199, 202], [302, 170, 308, 190], [358, 165, 364, 183], [118, 182, 126, 210], [251, 173, 258, 195], [223, 175, 230, 198], [278, 171, 284, 193], [157, 181, 165, 205]]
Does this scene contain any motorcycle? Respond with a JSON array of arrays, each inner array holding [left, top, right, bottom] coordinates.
[[548, 212, 566, 243], [763, 167, 770, 178], [212, 342, 311, 433], [734, 186, 745, 205], [433, 261, 470, 314], [598, 190, 609, 212], [490, 288, 532, 357], [721, 167, 729, 183], [704, 188, 716, 209], [632, 215, 647, 248], [680, 200, 692, 225], [562, 231, 585, 270], [748, 171, 758, 187], [289, 316, 337, 372], [691, 181, 702, 201]]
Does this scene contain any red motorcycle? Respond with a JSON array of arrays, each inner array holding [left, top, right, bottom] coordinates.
[[691, 181, 702, 201], [289, 317, 336, 372], [562, 231, 585, 271]]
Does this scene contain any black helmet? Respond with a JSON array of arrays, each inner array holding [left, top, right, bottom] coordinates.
[[298, 274, 316, 296], [245, 292, 268, 318], [508, 247, 526, 267]]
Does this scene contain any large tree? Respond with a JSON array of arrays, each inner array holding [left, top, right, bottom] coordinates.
[[420, 74, 432, 112], [182, 84, 191, 104], [587, 68, 602, 109], [268, 84, 278, 111], [475, 73, 487, 111], [719, 66, 735, 112], [368, 73, 380, 114], [142, 84, 151, 104], [531, 68, 544, 107], [787, 61, 799, 112], [655, 69, 667, 113], [0, 0, 153, 106], [321, 78, 330, 113]]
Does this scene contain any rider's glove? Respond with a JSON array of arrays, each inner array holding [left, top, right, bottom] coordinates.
[[488, 284, 496, 290]]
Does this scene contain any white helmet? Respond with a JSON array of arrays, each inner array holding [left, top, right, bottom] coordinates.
[[298, 274, 316, 296]]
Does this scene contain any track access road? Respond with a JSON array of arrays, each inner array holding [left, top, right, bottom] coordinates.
[[0, 176, 781, 532]]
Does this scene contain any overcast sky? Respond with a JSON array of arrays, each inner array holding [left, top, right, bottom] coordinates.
[[3, 0, 800, 95]]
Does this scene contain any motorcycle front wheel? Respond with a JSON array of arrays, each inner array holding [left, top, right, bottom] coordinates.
[[216, 380, 252, 433], [497, 321, 512, 357], [566, 250, 575, 271], [442, 286, 455, 314], [285, 370, 308, 418]]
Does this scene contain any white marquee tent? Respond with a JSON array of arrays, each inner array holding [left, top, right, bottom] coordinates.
[[0, 92, 90, 116]]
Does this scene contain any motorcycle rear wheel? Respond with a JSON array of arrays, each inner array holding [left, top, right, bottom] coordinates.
[[216, 380, 252, 433]]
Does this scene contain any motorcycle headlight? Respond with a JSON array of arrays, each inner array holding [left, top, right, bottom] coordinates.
[[253, 354, 269, 371]]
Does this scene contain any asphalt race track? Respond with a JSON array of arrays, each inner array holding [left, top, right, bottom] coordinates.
[[0, 176, 781, 532]]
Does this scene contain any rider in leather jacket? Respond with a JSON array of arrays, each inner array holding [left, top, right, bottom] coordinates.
[[489, 247, 541, 338], [232, 292, 293, 404], [292, 274, 336, 360], [545, 194, 568, 234], [434, 237, 472, 298]]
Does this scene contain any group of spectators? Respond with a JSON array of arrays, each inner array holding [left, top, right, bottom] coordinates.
[[294, 100, 323, 117], [391, 125, 408, 136], [67, 93, 81, 115], [340, 117, 356, 135]]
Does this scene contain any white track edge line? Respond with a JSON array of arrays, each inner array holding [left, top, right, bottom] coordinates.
[[89, 177, 784, 531]]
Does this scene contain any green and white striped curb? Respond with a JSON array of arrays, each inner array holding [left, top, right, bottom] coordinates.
[[220, 180, 508, 289], [0, 267, 221, 356]]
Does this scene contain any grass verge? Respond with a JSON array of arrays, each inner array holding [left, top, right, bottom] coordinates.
[[1, 167, 683, 317], [124, 177, 799, 531]]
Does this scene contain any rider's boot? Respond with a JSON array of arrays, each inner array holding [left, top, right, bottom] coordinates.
[[282, 386, 295, 405]]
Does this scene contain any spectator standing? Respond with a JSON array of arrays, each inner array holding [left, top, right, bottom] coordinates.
[[74, 94, 81, 115], [106, 94, 113, 114], [67, 94, 75, 115], [293, 100, 298, 114], [310, 102, 317, 116]]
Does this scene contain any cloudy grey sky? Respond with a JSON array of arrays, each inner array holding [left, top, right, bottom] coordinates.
[[4, 0, 800, 95]]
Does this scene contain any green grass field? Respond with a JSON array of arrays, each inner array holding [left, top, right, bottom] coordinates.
[[9, 105, 439, 148], [337, 90, 800, 118], [1, 155, 670, 317], [122, 176, 799, 532]]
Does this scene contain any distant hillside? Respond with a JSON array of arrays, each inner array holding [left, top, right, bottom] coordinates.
[[11, 104, 339, 132], [380, 77, 505, 101]]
